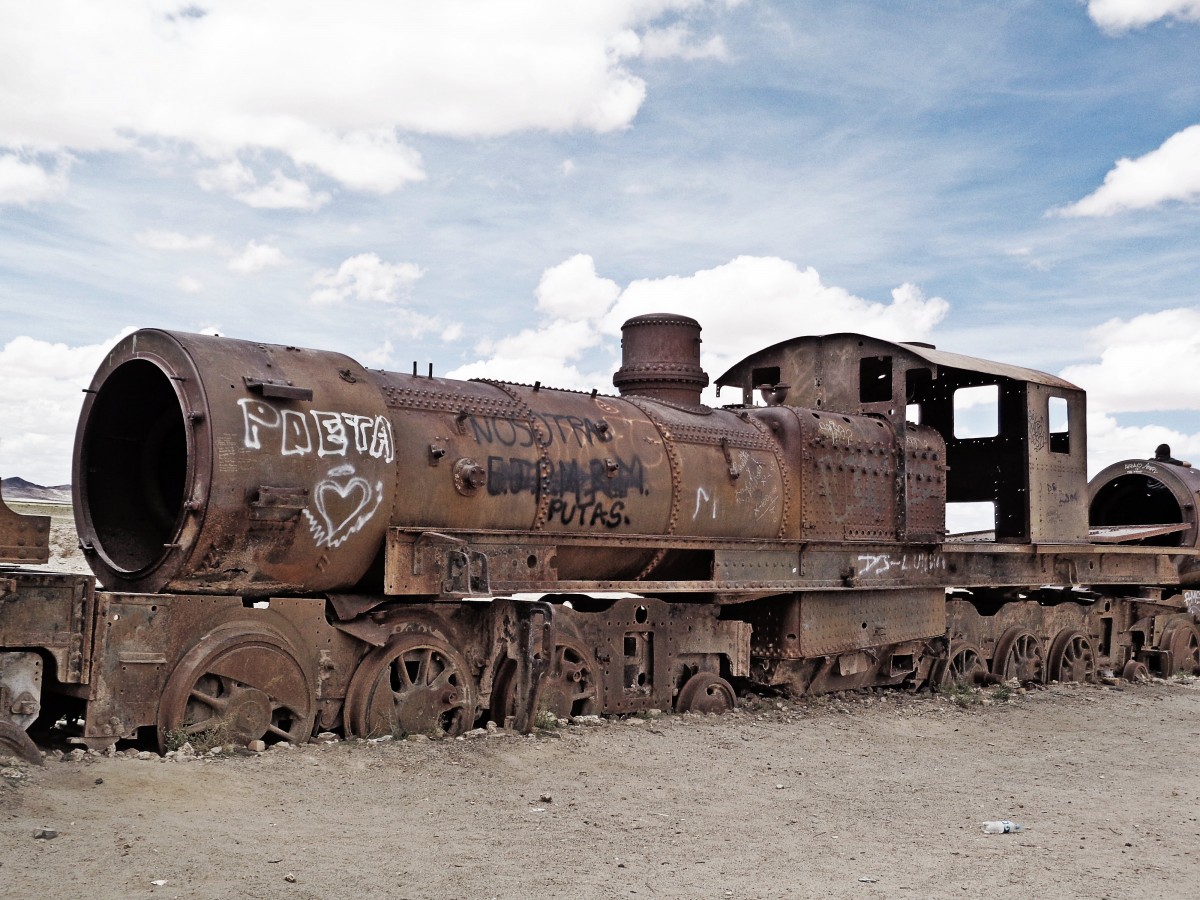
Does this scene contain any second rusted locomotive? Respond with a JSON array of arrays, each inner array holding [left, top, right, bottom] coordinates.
[[1, 313, 1197, 760]]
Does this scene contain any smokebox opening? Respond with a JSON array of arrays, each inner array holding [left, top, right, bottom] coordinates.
[[1089, 474, 1185, 546], [80, 359, 189, 572]]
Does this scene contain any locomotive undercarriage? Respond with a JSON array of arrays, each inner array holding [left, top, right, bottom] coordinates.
[[3, 560, 1198, 761]]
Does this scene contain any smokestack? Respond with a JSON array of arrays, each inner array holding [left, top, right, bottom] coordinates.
[[612, 313, 709, 407]]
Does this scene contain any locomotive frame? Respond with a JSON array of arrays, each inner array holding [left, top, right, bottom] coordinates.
[[1, 313, 1198, 763]]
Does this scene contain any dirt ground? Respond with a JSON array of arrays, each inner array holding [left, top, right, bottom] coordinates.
[[5, 515, 1200, 899], [2, 680, 1198, 900]]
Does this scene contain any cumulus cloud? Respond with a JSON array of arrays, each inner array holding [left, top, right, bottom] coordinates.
[[310, 253, 424, 306], [448, 254, 950, 393], [0, 153, 71, 205], [1055, 125, 1200, 217], [227, 240, 286, 273], [0, 2, 729, 204], [0, 330, 135, 485], [1088, 0, 1200, 32], [1060, 308, 1200, 412], [1059, 309, 1200, 473]]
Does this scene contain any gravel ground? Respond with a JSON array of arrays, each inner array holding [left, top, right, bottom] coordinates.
[[3, 679, 1199, 900]]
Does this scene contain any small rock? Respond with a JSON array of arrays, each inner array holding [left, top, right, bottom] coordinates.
[[775, 783, 785, 790], [858, 876, 879, 884], [284, 873, 297, 883], [33, 827, 58, 840], [570, 715, 605, 727], [49, 749, 64, 761], [94, 777, 103, 785], [463, 728, 487, 740], [367, 735, 393, 743], [137, 751, 153, 761], [124, 748, 140, 758], [406, 733, 430, 743], [67, 748, 86, 762], [540, 793, 553, 803], [316, 732, 338, 743], [150, 879, 167, 886], [486, 720, 498, 732], [646, 708, 663, 717], [207, 746, 222, 756], [247, 740, 266, 752], [270, 741, 291, 751], [625, 717, 645, 727]]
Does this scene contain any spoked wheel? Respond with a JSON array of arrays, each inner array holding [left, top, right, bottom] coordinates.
[[675, 672, 737, 714], [992, 628, 1045, 684], [0, 720, 43, 765], [1047, 629, 1097, 684], [1160, 622, 1200, 675], [157, 624, 316, 752], [935, 640, 988, 687], [536, 640, 601, 719], [345, 633, 476, 739]]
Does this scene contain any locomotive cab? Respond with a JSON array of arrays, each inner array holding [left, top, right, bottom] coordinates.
[[716, 334, 1089, 544]]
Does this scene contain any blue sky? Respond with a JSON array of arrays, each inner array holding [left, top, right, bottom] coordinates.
[[2, 0, 1199, 485]]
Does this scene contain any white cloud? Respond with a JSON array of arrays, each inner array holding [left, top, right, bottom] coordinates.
[[177, 275, 203, 293], [640, 24, 729, 60], [136, 230, 215, 251], [227, 240, 286, 273], [1059, 309, 1200, 474], [536, 254, 622, 321], [233, 171, 332, 211], [0, 153, 70, 205], [310, 253, 424, 306], [0, 330, 135, 485], [1060, 308, 1200, 412], [1088, 0, 1200, 33], [1055, 125, 1200, 216], [449, 254, 950, 394], [604, 257, 949, 382], [0, 2, 727, 204]]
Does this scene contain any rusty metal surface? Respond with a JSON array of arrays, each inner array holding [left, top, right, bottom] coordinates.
[[0, 651, 42, 728], [0, 480, 49, 564], [0, 570, 93, 684]]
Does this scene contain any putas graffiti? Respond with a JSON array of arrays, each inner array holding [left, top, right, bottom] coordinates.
[[238, 399, 395, 462], [301, 464, 384, 548]]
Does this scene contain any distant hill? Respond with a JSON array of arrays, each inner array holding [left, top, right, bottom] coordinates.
[[2, 477, 72, 504]]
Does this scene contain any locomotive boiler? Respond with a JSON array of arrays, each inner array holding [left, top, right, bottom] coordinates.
[[1, 313, 1198, 762]]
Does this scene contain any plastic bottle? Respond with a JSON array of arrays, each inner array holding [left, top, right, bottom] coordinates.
[[981, 820, 1022, 834]]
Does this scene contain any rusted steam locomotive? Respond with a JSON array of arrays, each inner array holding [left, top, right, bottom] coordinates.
[[1, 313, 1198, 763]]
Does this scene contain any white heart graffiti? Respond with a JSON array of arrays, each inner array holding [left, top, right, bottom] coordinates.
[[302, 464, 384, 548]]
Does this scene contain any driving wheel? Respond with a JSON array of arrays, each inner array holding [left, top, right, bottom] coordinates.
[[992, 628, 1045, 684], [1047, 629, 1096, 684], [345, 632, 476, 738], [157, 623, 316, 752], [935, 640, 988, 687]]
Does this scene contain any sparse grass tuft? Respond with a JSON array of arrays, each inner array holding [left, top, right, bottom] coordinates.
[[163, 721, 229, 755], [534, 710, 560, 730], [939, 680, 981, 708]]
